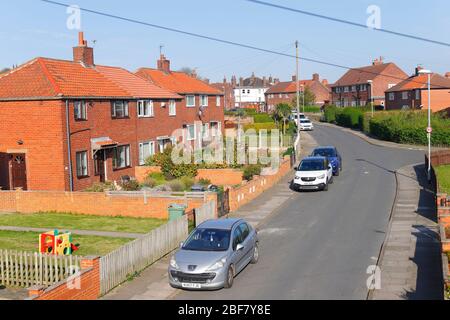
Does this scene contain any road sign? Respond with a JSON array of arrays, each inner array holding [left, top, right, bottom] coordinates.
[[426, 127, 432, 133]]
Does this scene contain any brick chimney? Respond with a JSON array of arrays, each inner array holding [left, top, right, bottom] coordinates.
[[445, 72, 450, 78], [239, 77, 244, 87], [372, 56, 384, 66], [322, 79, 329, 86], [312, 73, 320, 81], [415, 66, 424, 76], [157, 54, 171, 73], [73, 32, 94, 66], [231, 75, 237, 87], [292, 75, 297, 82]]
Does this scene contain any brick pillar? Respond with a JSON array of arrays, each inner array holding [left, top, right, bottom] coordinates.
[[28, 285, 45, 298]]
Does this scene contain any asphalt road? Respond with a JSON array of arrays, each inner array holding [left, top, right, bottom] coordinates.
[[175, 124, 424, 300]]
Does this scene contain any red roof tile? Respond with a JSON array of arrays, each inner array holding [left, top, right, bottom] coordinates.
[[0, 58, 180, 100], [135, 68, 222, 95], [331, 63, 408, 87], [386, 73, 450, 92]]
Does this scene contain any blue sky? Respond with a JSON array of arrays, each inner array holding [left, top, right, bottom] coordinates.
[[1, 0, 449, 83]]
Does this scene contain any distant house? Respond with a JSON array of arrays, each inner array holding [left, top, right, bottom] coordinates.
[[135, 55, 225, 144], [0, 32, 183, 192], [265, 73, 331, 112], [385, 67, 450, 113], [331, 58, 408, 108], [233, 73, 277, 111], [210, 78, 235, 111]]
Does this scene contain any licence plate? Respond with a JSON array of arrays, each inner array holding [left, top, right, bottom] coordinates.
[[181, 283, 201, 289]]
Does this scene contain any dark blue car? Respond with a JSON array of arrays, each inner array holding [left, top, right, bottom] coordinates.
[[310, 146, 342, 176]]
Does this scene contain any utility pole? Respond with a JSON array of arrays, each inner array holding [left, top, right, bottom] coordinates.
[[295, 41, 301, 155]]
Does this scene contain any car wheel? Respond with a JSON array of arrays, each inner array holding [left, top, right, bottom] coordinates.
[[335, 169, 340, 176], [323, 181, 329, 191], [251, 243, 259, 264], [329, 176, 334, 184], [224, 265, 234, 289]]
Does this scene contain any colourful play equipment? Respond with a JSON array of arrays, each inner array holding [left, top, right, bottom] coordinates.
[[39, 230, 80, 255]]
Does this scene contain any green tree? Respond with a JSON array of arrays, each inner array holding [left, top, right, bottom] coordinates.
[[272, 103, 292, 134], [291, 87, 316, 110]]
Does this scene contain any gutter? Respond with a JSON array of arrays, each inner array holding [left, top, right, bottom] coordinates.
[[65, 100, 74, 192]]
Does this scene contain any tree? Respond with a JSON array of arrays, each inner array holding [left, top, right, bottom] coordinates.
[[272, 103, 292, 134], [0, 68, 10, 74], [291, 87, 316, 110]]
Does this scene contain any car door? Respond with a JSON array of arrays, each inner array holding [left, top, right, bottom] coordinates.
[[238, 223, 254, 267], [230, 226, 246, 272]]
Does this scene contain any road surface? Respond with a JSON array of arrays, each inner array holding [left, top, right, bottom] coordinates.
[[174, 124, 424, 299]]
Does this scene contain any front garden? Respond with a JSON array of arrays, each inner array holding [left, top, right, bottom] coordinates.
[[435, 165, 450, 194]]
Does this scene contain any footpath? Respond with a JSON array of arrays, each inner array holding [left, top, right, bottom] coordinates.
[[102, 132, 318, 300]]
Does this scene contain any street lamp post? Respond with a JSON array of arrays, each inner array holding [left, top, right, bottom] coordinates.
[[367, 80, 374, 117], [419, 69, 432, 183], [301, 84, 305, 113]]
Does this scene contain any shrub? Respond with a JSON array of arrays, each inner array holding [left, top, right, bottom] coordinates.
[[253, 113, 274, 123], [243, 122, 277, 132], [142, 177, 156, 188], [167, 180, 184, 192], [147, 172, 166, 185], [180, 176, 195, 190], [335, 107, 363, 129], [146, 147, 197, 179], [283, 147, 294, 156], [120, 180, 141, 191], [198, 178, 212, 186], [302, 106, 321, 113], [84, 182, 115, 192], [242, 164, 262, 181], [323, 105, 340, 123]]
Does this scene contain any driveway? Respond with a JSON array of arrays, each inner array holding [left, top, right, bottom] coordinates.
[[174, 123, 425, 299]]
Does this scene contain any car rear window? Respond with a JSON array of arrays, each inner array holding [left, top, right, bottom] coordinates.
[[312, 148, 336, 157]]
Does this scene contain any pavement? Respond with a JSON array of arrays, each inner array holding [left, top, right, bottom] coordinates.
[[0, 225, 142, 239], [174, 123, 426, 300], [370, 164, 443, 300], [0, 286, 28, 300], [102, 132, 318, 300]]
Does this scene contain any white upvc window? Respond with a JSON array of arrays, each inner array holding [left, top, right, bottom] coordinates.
[[200, 95, 208, 107], [169, 100, 176, 116], [76, 151, 88, 177], [389, 92, 395, 101], [113, 145, 131, 169], [210, 121, 221, 137], [351, 101, 357, 107], [344, 86, 349, 93], [139, 141, 155, 165], [351, 85, 356, 92], [360, 84, 367, 91], [186, 95, 196, 107], [186, 124, 196, 141], [402, 91, 408, 100], [74, 101, 87, 120], [137, 100, 154, 117], [111, 101, 129, 118], [216, 96, 221, 107], [202, 123, 209, 139]]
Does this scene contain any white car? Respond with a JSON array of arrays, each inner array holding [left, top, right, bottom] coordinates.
[[292, 156, 333, 191], [290, 112, 307, 122], [299, 119, 314, 131]]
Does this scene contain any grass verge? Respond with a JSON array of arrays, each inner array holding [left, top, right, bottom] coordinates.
[[435, 165, 450, 194]]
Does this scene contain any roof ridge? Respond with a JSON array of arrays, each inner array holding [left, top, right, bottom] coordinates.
[[36, 58, 62, 96]]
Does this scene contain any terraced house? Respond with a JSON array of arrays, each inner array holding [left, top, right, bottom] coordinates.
[[0, 33, 223, 192]]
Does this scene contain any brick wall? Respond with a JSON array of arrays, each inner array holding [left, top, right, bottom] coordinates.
[[0, 190, 212, 219], [196, 168, 243, 186], [228, 156, 291, 212], [135, 166, 162, 183], [27, 256, 100, 300]]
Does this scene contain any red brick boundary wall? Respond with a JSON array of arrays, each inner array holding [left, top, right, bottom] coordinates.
[[196, 168, 243, 186], [135, 166, 162, 183], [27, 256, 100, 300], [0, 190, 214, 219], [228, 156, 291, 212]]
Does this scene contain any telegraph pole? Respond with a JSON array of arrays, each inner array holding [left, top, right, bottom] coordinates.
[[295, 41, 301, 155]]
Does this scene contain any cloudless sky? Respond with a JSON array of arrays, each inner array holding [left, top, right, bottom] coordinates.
[[1, 0, 449, 83]]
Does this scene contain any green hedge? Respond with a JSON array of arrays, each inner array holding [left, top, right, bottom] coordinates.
[[335, 107, 363, 129], [253, 113, 274, 123], [323, 106, 339, 123], [243, 122, 278, 132]]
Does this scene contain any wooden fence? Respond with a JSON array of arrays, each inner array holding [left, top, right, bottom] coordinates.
[[195, 201, 217, 226], [0, 250, 82, 288], [99, 215, 189, 296]]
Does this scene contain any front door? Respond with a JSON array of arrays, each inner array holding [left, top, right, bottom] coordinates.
[[94, 150, 106, 183], [10, 154, 27, 190]]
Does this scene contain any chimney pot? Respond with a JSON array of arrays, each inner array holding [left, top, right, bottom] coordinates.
[[157, 54, 171, 73], [312, 73, 319, 81], [292, 75, 297, 82]]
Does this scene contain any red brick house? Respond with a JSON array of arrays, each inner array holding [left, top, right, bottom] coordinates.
[[331, 58, 408, 108], [210, 77, 236, 111], [385, 67, 450, 113], [265, 74, 331, 112], [0, 33, 191, 192], [135, 55, 224, 141]]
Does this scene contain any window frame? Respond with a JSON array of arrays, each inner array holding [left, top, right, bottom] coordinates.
[[216, 96, 221, 107], [138, 141, 155, 166], [137, 100, 154, 118], [186, 95, 196, 107], [388, 92, 395, 101], [111, 101, 129, 119], [113, 145, 131, 170], [75, 150, 89, 178], [200, 95, 209, 107], [74, 100, 87, 121], [402, 91, 409, 100], [186, 124, 196, 141], [169, 100, 177, 116]]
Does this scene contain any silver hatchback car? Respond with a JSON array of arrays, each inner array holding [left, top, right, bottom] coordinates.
[[168, 218, 259, 290]]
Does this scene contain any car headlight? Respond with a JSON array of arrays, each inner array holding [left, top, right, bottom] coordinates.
[[170, 256, 179, 269], [207, 257, 227, 271], [317, 174, 325, 179]]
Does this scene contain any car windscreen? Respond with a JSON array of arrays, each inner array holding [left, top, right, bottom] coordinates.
[[312, 148, 336, 158], [182, 228, 230, 252], [298, 160, 325, 171], [300, 120, 311, 123]]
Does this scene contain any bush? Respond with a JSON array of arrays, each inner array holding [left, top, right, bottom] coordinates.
[[167, 180, 184, 192], [253, 114, 274, 123], [242, 164, 262, 181], [368, 111, 450, 146], [243, 122, 277, 132], [142, 177, 156, 188], [335, 107, 363, 129], [147, 172, 166, 185], [283, 147, 294, 156], [323, 105, 340, 123], [198, 178, 211, 186], [84, 182, 115, 192], [120, 180, 141, 191], [180, 176, 195, 190], [302, 106, 321, 113], [146, 147, 197, 179]]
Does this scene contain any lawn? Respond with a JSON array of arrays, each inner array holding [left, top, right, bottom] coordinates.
[[0, 230, 130, 256], [0, 212, 166, 234], [435, 165, 450, 194]]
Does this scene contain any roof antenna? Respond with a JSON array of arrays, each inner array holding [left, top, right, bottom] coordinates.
[[159, 44, 164, 56]]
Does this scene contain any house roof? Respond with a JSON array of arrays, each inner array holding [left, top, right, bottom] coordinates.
[[386, 73, 450, 92], [331, 63, 408, 87], [0, 57, 180, 100], [265, 79, 330, 94], [135, 68, 222, 95]]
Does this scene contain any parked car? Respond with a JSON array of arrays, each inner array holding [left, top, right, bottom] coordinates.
[[168, 218, 259, 290], [310, 146, 342, 176], [290, 112, 307, 122], [291, 156, 333, 191], [299, 119, 314, 131]]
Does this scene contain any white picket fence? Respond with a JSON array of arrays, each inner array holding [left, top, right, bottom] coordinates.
[[195, 200, 217, 226], [99, 215, 189, 295], [0, 250, 83, 288]]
